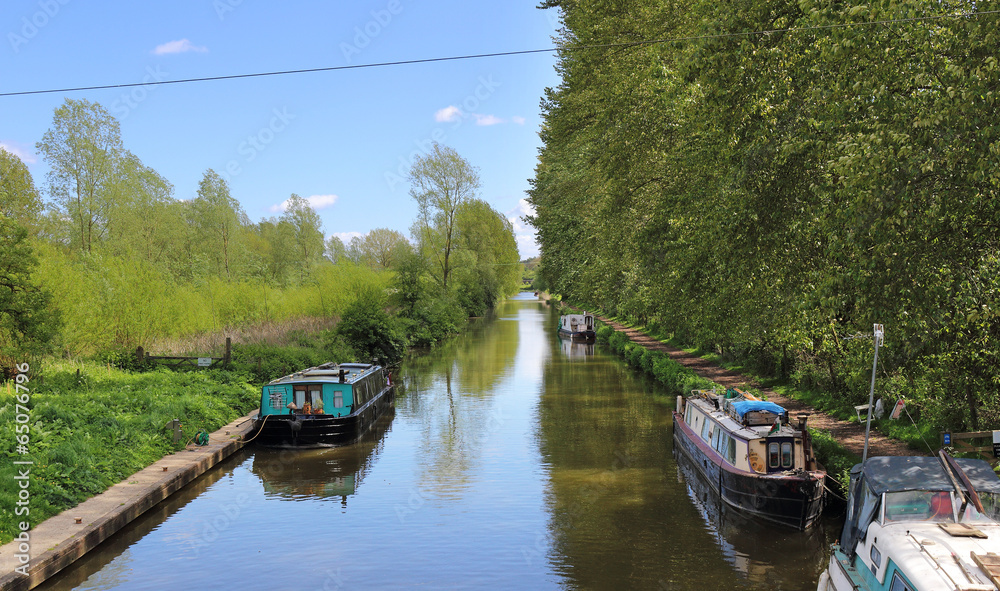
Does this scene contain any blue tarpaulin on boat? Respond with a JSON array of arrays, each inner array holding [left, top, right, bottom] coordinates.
[[730, 400, 785, 418]]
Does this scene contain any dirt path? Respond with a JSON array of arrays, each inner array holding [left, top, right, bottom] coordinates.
[[583, 310, 916, 458]]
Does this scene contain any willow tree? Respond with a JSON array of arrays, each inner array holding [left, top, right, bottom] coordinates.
[[191, 169, 246, 279], [37, 99, 124, 253], [408, 143, 481, 290]]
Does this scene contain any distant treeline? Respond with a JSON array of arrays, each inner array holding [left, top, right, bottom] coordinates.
[[529, 1, 1000, 430], [1, 99, 521, 365]]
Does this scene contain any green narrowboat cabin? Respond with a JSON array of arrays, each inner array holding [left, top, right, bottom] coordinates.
[[248, 362, 394, 447]]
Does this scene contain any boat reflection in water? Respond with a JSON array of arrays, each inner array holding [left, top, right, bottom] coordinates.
[[558, 335, 594, 360], [674, 447, 833, 589], [251, 409, 395, 503]]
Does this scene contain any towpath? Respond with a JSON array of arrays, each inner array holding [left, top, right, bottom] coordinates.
[[558, 302, 916, 458]]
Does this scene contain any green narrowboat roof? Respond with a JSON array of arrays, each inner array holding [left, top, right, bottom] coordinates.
[[265, 362, 380, 386]]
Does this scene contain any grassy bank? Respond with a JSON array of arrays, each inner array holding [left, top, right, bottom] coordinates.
[[0, 349, 348, 545]]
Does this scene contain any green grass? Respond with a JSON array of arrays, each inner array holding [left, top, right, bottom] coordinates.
[[1, 360, 261, 544]]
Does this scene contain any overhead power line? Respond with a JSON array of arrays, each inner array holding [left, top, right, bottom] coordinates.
[[1, 9, 996, 98]]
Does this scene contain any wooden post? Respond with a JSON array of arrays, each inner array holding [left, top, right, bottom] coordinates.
[[225, 337, 232, 368], [136, 346, 144, 365]]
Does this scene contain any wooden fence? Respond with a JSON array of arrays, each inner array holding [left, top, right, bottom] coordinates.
[[137, 338, 231, 369], [940, 430, 1000, 465]]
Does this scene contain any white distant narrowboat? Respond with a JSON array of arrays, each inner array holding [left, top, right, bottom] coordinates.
[[558, 312, 596, 342], [817, 452, 1000, 591], [247, 362, 394, 447], [673, 388, 826, 530]]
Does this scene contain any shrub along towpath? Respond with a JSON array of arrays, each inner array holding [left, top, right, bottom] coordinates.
[[593, 314, 914, 459]]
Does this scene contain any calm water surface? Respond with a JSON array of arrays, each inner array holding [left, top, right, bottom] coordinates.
[[37, 293, 837, 590]]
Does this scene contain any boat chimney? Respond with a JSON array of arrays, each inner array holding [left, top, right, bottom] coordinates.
[[339, 368, 346, 383]]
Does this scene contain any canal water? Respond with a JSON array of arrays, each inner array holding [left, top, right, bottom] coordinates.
[[36, 293, 837, 590]]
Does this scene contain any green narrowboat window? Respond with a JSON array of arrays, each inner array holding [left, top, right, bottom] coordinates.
[[781, 442, 793, 468], [768, 442, 780, 468], [268, 389, 283, 410]]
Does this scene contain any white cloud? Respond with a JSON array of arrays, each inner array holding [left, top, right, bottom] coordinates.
[[511, 116, 526, 125], [270, 194, 339, 213], [152, 39, 208, 55], [0, 141, 37, 164], [473, 114, 504, 126], [434, 105, 462, 123], [305, 194, 338, 209], [507, 199, 539, 259], [332, 231, 362, 244]]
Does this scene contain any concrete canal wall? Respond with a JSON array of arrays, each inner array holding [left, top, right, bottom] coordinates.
[[0, 412, 257, 591]]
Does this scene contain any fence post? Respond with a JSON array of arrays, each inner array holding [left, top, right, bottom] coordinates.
[[225, 337, 232, 368], [137, 346, 144, 365]]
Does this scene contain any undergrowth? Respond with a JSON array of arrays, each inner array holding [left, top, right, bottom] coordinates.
[[0, 361, 260, 545]]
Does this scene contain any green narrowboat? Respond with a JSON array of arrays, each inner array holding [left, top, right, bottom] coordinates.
[[247, 362, 394, 447]]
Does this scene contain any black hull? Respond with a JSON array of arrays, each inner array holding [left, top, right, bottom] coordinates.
[[672, 410, 825, 530], [249, 385, 394, 447], [557, 328, 596, 342]]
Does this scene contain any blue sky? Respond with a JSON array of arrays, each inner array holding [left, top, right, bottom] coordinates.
[[1, 1, 562, 258]]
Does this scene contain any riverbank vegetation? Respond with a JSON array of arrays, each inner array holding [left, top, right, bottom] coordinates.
[[1, 100, 521, 540], [594, 317, 861, 490], [530, 1, 1000, 438]]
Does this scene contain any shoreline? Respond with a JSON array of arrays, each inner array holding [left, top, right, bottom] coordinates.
[[0, 412, 256, 591], [546, 295, 913, 458]]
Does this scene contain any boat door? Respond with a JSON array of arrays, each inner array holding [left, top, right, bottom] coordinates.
[[765, 438, 795, 473]]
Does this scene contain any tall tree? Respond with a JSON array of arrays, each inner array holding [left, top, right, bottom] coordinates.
[[354, 228, 410, 269], [36, 98, 124, 253], [280, 194, 325, 281], [0, 148, 42, 232], [192, 169, 246, 279], [324, 235, 348, 263], [408, 143, 481, 290]]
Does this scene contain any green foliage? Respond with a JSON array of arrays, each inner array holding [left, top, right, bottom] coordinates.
[[0, 361, 258, 544], [597, 324, 715, 395], [530, 1, 1000, 434], [809, 428, 861, 494], [334, 288, 407, 365], [0, 218, 59, 372]]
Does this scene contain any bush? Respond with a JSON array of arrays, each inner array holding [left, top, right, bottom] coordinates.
[[334, 288, 407, 365], [598, 323, 715, 395]]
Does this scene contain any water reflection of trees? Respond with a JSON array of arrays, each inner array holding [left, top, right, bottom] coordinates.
[[396, 298, 527, 499], [537, 351, 791, 590]]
